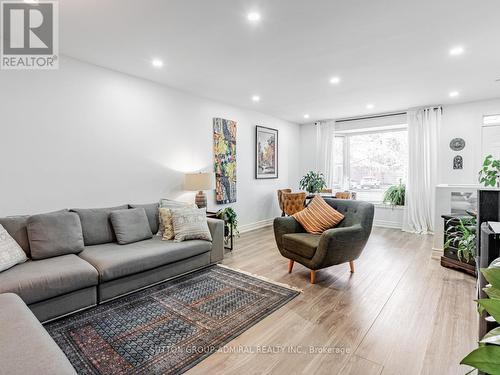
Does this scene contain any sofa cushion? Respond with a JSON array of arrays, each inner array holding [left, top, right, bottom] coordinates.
[[282, 233, 321, 259], [27, 210, 84, 260], [0, 293, 77, 375], [79, 236, 212, 282], [71, 205, 128, 245], [110, 208, 153, 245], [0, 224, 28, 272], [0, 254, 98, 304], [159, 199, 196, 237], [129, 203, 159, 235], [171, 207, 212, 242], [0, 216, 30, 257]]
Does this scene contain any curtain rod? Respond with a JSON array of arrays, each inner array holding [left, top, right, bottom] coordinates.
[[335, 111, 407, 124]]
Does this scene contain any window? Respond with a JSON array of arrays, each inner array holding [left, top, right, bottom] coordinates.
[[332, 126, 408, 203]]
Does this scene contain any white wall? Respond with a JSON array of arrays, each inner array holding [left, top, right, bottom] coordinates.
[[438, 98, 500, 185], [0, 57, 300, 228], [299, 98, 500, 186], [298, 99, 500, 229]]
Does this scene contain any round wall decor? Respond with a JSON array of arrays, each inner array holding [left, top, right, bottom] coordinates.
[[450, 138, 466, 151]]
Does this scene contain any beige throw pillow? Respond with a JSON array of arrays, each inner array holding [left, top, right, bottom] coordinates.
[[159, 208, 176, 241], [0, 224, 28, 272], [158, 200, 196, 239], [171, 207, 212, 242]]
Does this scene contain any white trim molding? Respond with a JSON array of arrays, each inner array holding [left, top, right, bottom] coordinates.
[[239, 218, 274, 233]]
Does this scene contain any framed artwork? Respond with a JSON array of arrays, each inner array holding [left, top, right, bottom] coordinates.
[[256, 126, 278, 179], [213, 118, 237, 204]]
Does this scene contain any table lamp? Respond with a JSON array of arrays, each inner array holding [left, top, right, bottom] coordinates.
[[185, 172, 212, 209]]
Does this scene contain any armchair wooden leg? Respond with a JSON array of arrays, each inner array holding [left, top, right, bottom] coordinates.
[[349, 261, 355, 273], [310, 270, 316, 284], [288, 259, 294, 273]]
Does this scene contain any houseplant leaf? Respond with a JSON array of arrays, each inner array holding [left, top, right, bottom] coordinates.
[[480, 327, 500, 346], [478, 298, 500, 322], [484, 286, 500, 300], [482, 268, 500, 289], [461, 346, 500, 374]]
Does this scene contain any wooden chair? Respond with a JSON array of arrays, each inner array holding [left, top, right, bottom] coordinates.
[[282, 192, 307, 216], [277, 189, 292, 216], [320, 189, 333, 194], [335, 191, 352, 200]]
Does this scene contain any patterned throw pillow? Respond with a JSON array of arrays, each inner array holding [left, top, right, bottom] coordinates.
[[158, 200, 196, 239], [293, 195, 344, 234], [170, 207, 212, 242], [159, 208, 176, 241], [0, 224, 28, 272]]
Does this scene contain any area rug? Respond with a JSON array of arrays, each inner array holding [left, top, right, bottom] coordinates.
[[45, 265, 299, 375]]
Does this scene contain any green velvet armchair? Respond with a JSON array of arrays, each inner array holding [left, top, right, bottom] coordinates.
[[273, 198, 374, 284]]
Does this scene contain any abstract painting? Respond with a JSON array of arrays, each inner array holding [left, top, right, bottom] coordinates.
[[213, 118, 237, 204], [256, 126, 278, 179]]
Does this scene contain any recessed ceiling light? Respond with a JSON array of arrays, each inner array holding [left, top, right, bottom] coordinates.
[[304, 114, 310, 119], [247, 12, 261, 22], [449, 91, 460, 98], [152, 59, 164, 68], [449, 46, 465, 56], [366, 104, 375, 110], [329, 76, 341, 85], [252, 95, 260, 102]]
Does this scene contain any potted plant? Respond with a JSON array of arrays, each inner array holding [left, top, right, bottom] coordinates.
[[383, 180, 405, 206], [444, 217, 477, 264], [299, 171, 327, 194], [479, 155, 500, 188], [216, 207, 239, 240], [460, 262, 500, 374]]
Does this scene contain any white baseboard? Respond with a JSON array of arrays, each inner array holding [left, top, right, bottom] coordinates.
[[241, 218, 403, 232], [373, 219, 403, 229], [239, 218, 274, 233]]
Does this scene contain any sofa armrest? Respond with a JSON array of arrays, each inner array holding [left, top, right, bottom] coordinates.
[[207, 218, 224, 263], [0, 293, 77, 375], [314, 224, 367, 266], [273, 216, 305, 251]]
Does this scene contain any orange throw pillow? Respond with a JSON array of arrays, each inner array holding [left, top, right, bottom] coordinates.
[[293, 195, 344, 234]]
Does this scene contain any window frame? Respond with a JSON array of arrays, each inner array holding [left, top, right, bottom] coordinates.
[[333, 124, 408, 203]]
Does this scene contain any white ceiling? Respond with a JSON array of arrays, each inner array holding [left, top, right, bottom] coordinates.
[[60, 0, 500, 124]]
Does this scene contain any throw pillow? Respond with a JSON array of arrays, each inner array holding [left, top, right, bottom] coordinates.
[[27, 210, 85, 260], [158, 200, 197, 240], [0, 224, 28, 272], [159, 208, 176, 241], [0, 216, 30, 257], [293, 195, 344, 234], [71, 205, 128, 245], [110, 208, 153, 245], [129, 203, 159, 235], [170, 207, 212, 242]]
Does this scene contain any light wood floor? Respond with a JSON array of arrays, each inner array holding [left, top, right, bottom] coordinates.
[[186, 226, 477, 375]]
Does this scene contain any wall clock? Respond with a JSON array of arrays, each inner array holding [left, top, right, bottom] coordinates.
[[450, 138, 465, 151]]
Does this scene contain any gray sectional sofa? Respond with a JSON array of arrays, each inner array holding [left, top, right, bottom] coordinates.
[[0, 203, 224, 322], [0, 293, 77, 375]]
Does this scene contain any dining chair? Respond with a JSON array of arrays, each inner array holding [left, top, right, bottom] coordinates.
[[282, 192, 307, 216], [277, 189, 292, 216]]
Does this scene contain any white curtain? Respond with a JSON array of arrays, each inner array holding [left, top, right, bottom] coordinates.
[[403, 107, 441, 234], [315, 121, 335, 187]]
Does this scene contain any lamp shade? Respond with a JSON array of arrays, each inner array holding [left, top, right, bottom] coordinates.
[[185, 172, 212, 191]]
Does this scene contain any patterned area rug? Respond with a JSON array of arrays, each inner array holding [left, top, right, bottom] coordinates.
[[45, 265, 299, 375]]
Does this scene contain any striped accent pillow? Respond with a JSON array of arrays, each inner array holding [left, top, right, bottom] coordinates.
[[171, 207, 212, 242], [293, 195, 344, 234]]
